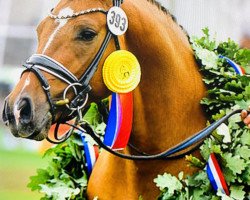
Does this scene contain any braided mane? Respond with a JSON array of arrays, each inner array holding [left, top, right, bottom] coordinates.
[[147, 0, 189, 37], [147, 0, 177, 22]]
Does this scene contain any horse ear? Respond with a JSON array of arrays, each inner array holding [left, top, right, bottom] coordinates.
[[102, 50, 141, 93]]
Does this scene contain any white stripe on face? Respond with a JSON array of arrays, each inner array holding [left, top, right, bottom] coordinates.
[[42, 7, 74, 54], [20, 72, 31, 95]]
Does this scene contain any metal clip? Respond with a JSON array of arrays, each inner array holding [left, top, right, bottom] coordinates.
[[77, 106, 83, 122]]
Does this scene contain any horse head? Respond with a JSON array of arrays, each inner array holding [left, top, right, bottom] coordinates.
[[2, 0, 214, 198], [2, 0, 128, 141]]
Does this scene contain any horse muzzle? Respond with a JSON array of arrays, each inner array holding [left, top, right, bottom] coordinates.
[[2, 96, 50, 140]]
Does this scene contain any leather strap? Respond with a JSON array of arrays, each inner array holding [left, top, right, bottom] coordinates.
[[67, 109, 244, 160], [22, 65, 55, 122], [26, 54, 78, 84]]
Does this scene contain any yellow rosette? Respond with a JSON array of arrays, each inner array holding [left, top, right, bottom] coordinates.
[[103, 50, 141, 93]]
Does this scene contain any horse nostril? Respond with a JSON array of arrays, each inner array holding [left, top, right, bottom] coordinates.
[[18, 98, 33, 124]]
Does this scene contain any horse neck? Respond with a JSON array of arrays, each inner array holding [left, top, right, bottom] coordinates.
[[124, 0, 207, 153]]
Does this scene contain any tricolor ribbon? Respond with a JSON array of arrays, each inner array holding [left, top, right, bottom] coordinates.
[[103, 92, 133, 150], [206, 153, 229, 195], [80, 135, 99, 175], [219, 55, 245, 75], [77, 91, 133, 175]]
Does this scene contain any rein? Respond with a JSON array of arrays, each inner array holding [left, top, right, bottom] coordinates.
[[67, 109, 245, 160], [20, 0, 247, 160]]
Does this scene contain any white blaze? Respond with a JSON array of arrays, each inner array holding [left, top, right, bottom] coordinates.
[[42, 7, 74, 54], [24, 75, 31, 87], [20, 72, 31, 94]]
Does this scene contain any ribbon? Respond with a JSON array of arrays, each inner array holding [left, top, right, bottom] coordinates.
[[112, 92, 133, 149], [75, 91, 132, 175], [219, 55, 245, 75], [103, 93, 121, 147], [80, 135, 99, 175], [103, 92, 133, 150], [206, 153, 229, 195]]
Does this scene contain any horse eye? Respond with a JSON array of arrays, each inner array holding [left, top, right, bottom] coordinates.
[[77, 29, 97, 41]]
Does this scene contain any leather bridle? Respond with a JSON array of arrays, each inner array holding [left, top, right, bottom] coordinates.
[[21, 0, 246, 160], [22, 0, 123, 141]]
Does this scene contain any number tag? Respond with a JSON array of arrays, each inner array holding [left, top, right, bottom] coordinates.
[[107, 7, 128, 36]]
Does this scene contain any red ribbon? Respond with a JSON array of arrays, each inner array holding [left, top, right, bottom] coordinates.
[[103, 92, 133, 150]]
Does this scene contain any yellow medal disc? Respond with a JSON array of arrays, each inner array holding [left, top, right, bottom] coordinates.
[[103, 50, 141, 93]]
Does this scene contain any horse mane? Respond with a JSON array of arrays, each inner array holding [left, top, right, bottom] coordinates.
[[146, 0, 177, 22], [147, 0, 189, 38]]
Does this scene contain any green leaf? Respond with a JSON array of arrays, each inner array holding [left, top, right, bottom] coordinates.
[[192, 188, 206, 200], [223, 153, 247, 175], [217, 190, 234, 200], [240, 129, 250, 146], [40, 181, 81, 200], [200, 138, 222, 161], [27, 169, 51, 191], [185, 155, 205, 169], [223, 167, 237, 184], [196, 48, 218, 69], [243, 84, 250, 99], [230, 185, 246, 200], [186, 171, 210, 188], [242, 166, 250, 185], [235, 145, 250, 160], [235, 100, 250, 110], [83, 103, 102, 126], [154, 173, 183, 194]]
